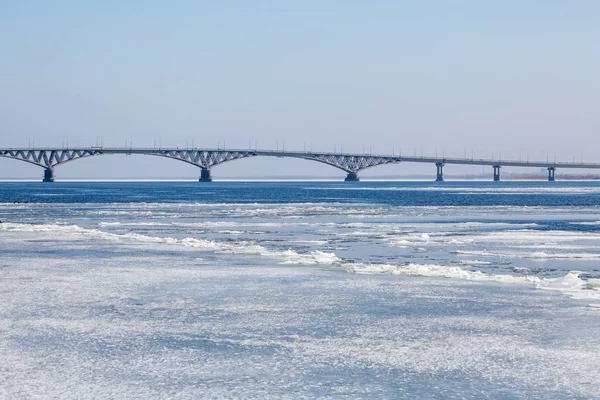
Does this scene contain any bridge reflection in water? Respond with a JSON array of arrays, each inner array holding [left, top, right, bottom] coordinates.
[[0, 147, 593, 182]]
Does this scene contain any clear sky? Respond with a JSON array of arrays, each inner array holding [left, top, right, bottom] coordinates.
[[1, 1, 598, 179]]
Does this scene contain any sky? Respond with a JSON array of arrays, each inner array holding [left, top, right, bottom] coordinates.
[[1, 1, 599, 179]]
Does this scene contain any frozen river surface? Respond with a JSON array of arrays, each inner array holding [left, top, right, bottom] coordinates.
[[1, 181, 600, 399]]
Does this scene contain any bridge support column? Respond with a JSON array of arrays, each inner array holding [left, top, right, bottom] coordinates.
[[493, 165, 501, 182], [435, 163, 444, 182], [199, 168, 212, 182], [548, 167, 556, 181], [344, 172, 360, 182], [43, 168, 55, 183]]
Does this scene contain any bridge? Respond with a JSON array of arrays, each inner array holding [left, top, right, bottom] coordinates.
[[0, 147, 598, 182]]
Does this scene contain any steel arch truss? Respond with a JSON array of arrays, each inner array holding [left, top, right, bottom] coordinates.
[[0, 149, 259, 170], [150, 151, 402, 173], [0, 149, 103, 168], [289, 153, 400, 172], [0, 148, 401, 173], [151, 150, 257, 169]]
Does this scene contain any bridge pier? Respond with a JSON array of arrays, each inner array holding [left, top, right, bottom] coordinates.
[[493, 165, 501, 182], [435, 163, 444, 181], [548, 167, 556, 181], [43, 168, 55, 183], [345, 172, 360, 182], [199, 168, 212, 182]]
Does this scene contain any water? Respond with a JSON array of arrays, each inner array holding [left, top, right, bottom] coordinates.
[[1, 181, 600, 399]]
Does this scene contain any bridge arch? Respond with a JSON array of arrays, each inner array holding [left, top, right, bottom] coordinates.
[[52, 152, 207, 181], [210, 153, 355, 179], [0, 150, 51, 168], [0, 148, 404, 182]]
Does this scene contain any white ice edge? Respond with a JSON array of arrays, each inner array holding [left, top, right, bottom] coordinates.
[[3, 222, 600, 306], [0, 222, 339, 266], [347, 263, 600, 305]]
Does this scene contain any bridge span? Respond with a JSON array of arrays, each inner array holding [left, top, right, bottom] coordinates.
[[1, 147, 599, 182]]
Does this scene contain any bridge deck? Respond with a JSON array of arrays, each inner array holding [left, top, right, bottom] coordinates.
[[1, 148, 597, 169], [1, 147, 599, 182]]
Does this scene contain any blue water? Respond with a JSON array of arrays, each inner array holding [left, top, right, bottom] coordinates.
[[1, 181, 600, 399], [3, 181, 600, 207]]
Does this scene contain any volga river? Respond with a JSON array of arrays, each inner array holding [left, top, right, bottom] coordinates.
[[1, 181, 600, 399]]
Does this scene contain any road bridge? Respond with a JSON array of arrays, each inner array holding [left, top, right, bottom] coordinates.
[[0, 147, 598, 182]]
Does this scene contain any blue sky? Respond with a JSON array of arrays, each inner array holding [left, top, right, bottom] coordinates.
[[1, 1, 598, 178]]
